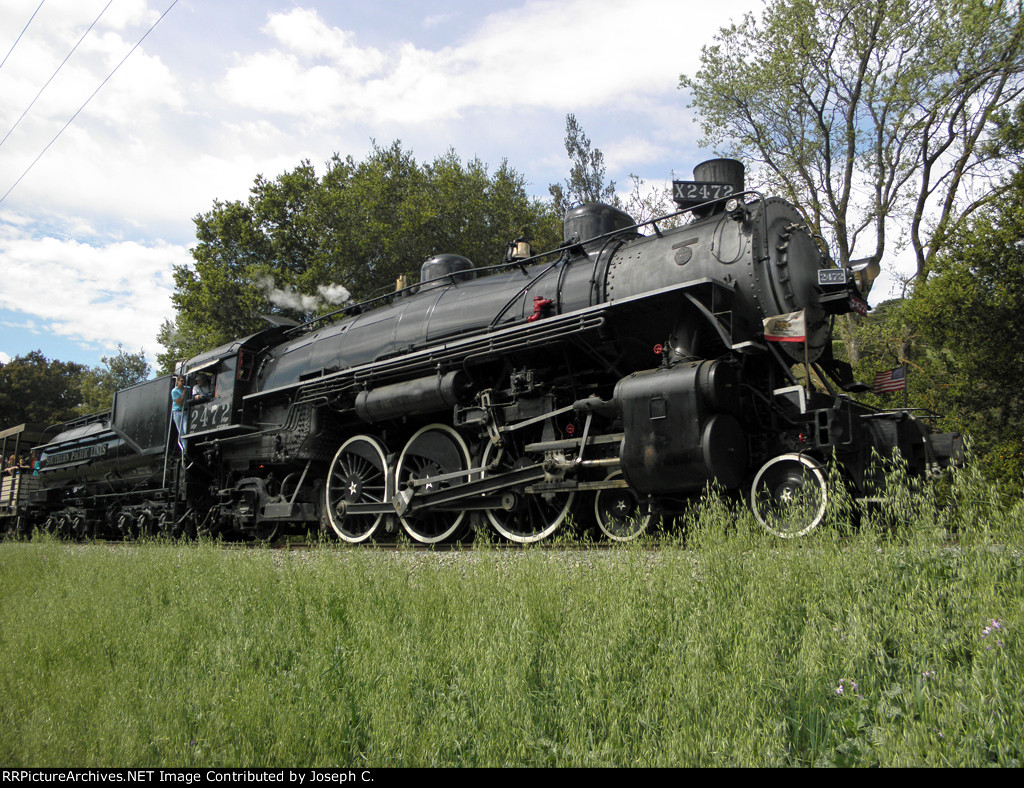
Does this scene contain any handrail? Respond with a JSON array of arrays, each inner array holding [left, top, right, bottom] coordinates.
[[284, 191, 766, 336]]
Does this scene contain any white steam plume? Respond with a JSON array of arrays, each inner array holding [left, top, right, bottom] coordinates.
[[256, 277, 351, 313], [317, 283, 351, 304]]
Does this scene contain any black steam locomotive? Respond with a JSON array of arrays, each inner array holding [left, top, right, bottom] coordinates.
[[3, 160, 961, 543]]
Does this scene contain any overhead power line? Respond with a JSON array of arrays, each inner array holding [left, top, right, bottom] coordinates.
[[0, 0, 46, 73], [0, 0, 115, 151], [0, 0, 180, 208]]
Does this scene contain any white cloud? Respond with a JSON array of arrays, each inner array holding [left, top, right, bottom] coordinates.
[[2, 0, 759, 229], [0, 235, 190, 359], [84, 35, 186, 125], [262, 8, 385, 76], [604, 136, 671, 173], [0, 3, 190, 232], [218, 1, 760, 126], [0, 2, 183, 132], [101, 0, 161, 31], [422, 13, 454, 30], [221, 51, 351, 118], [0, 318, 40, 333]]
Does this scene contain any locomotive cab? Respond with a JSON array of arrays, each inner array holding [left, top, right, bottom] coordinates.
[[181, 360, 233, 438], [180, 328, 280, 439]]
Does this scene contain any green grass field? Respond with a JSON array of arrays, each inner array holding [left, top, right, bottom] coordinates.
[[1, 466, 1022, 767]]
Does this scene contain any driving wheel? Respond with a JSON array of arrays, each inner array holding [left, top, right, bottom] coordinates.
[[324, 435, 391, 543], [480, 434, 574, 543], [395, 424, 471, 543]]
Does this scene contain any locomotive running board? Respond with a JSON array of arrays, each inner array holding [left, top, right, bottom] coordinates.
[[246, 276, 743, 408], [283, 312, 608, 406]]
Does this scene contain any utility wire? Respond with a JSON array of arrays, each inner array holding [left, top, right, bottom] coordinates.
[[0, 0, 46, 73], [0, 0, 180, 207], [0, 0, 114, 151]]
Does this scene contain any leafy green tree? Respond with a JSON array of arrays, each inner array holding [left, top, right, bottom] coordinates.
[[902, 164, 1024, 488], [0, 351, 86, 428], [78, 345, 151, 414], [842, 300, 915, 381], [549, 114, 620, 217], [681, 0, 1024, 286], [158, 143, 560, 372], [834, 298, 953, 420]]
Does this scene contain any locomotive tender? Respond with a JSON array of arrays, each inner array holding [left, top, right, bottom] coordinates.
[[5, 159, 961, 543]]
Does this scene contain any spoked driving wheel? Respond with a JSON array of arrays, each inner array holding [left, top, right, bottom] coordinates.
[[324, 435, 391, 543], [480, 435, 574, 543], [750, 453, 828, 538], [395, 424, 471, 544], [594, 471, 653, 542]]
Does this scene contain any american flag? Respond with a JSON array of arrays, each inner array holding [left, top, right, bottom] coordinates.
[[873, 366, 907, 393]]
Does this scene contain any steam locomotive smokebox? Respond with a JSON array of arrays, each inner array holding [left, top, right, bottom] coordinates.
[[562, 203, 636, 246], [614, 360, 747, 494]]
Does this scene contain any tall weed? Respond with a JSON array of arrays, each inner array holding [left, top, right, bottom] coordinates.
[[0, 463, 1020, 767]]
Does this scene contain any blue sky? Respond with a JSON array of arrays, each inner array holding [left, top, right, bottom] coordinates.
[[4, 0, 897, 371]]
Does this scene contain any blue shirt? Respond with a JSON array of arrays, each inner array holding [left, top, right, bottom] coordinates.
[[172, 385, 185, 412]]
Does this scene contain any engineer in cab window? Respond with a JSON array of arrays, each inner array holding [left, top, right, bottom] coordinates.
[[192, 374, 213, 404]]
